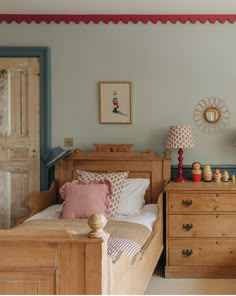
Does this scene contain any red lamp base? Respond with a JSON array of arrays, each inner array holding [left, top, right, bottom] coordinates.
[[173, 148, 188, 182], [173, 176, 188, 182]]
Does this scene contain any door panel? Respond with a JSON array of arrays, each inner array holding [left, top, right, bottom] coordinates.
[[0, 58, 40, 228]]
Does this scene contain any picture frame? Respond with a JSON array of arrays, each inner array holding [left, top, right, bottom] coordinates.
[[99, 81, 132, 124]]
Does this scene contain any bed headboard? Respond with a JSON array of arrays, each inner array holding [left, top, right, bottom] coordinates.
[[55, 144, 171, 204]]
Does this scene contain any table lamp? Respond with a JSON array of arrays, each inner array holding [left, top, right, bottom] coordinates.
[[166, 125, 195, 182]]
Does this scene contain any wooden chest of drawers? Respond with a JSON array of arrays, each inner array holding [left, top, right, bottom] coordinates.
[[165, 181, 236, 278]]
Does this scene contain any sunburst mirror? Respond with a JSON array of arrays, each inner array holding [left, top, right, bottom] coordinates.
[[193, 97, 230, 134]]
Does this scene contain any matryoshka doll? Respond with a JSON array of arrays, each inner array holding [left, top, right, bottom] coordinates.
[[191, 162, 202, 182], [214, 168, 222, 183], [203, 165, 212, 182]]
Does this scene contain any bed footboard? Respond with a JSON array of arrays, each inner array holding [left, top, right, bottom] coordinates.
[[0, 194, 164, 295], [0, 229, 109, 295]]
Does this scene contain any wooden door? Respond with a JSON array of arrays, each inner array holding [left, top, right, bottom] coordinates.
[[0, 58, 40, 228]]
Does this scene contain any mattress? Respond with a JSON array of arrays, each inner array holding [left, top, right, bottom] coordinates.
[[25, 203, 159, 231]]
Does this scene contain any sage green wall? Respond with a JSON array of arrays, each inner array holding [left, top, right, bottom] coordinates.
[[1, 22, 236, 165]]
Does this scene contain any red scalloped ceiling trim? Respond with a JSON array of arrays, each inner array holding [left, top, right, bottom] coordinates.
[[1, 14, 236, 24]]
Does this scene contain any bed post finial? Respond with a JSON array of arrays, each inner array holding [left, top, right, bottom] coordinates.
[[88, 213, 108, 239], [164, 148, 171, 159]]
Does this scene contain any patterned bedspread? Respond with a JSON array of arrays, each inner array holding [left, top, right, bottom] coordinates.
[[15, 219, 151, 262]]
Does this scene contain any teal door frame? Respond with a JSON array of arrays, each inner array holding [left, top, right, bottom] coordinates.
[[0, 46, 51, 190]]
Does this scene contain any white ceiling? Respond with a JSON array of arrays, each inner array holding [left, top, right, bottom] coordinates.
[[1, 0, 236, 14]]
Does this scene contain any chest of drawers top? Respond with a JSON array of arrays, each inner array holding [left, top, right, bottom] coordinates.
[[165, 181, 236, 192], [165, 181, 236, 213]]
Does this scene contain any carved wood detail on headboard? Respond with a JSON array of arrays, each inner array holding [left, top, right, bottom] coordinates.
[[93, 144, 133, 152], [72, 144, 169, 160]]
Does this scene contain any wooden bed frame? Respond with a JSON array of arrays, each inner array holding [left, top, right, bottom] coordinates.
[[0, 144, 170, 295]]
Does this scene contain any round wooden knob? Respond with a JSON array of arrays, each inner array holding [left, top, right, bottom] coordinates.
[[88, 213, 107, 238]]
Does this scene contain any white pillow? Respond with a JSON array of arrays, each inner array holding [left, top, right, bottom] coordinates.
[[117, 178, 150, 216]]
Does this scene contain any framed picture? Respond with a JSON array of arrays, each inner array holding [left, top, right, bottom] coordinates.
[[99, 81, 132, 124]]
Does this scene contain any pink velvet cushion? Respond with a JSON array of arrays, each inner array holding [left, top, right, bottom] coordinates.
[[59, 179, 112, 219]]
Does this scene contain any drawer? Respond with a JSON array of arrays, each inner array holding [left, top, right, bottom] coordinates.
[[168, 239, 236, 266], [169, 214, 236, 238], [168, 193, 236, 213]]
